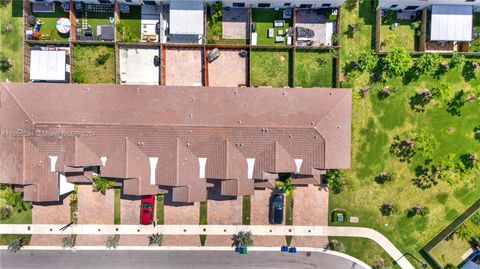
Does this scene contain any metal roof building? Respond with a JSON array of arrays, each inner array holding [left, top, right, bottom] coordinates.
[[430, 5, 473, 41]]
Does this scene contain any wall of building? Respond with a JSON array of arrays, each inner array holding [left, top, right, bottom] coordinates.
[[379, 0, 480, 12]]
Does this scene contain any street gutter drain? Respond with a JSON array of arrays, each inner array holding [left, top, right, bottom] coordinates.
[[116, 228, 119, 231]]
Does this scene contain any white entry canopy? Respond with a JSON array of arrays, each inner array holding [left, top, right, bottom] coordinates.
[[431, 5, 473, 42], [30, 50, 66, 81], [169, 1, 204, 35]]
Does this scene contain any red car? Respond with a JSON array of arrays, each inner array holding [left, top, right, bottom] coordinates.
[[140, 195, 155, 225]]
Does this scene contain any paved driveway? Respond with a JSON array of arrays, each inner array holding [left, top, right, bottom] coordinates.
[[223, 8, 248, 39], [30, 196, 71, 246], [120, 198, 148, 246], [251, 189, 286, 247], [291, 185, 328, 247], [205, 197, 242, 246], [76, 185, 114, 246], [163, 202, 200, 246]]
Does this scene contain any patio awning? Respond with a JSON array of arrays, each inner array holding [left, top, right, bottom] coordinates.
[[169, 1, 204, 35], [30, 50, 66, 81], [431, 5, 473, 42]]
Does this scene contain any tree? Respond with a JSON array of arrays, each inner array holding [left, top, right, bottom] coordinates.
[[231, 231, 253, 248], [0, 0, 12, 7], [0, 206, 12, 221], [471, 211, 480, 226], [412, 164, 438, 190], [390, 135, 415, 162], [92, 176, 116, 195], [413, 130, 438, 160], [357, 50, 378, 72], [414, 53, 441, 76], [383, 48, 413, 77], [434, 154, 465, 185], [380, 202, 399, 216], [106, 235, 120, 249], [407, 204, 430, 217], [0, 56, 12, 73], [275, 175, 295, 197], [148, 233, 164, 246], [374, 172, 396, 184], [444, 264, 459, 269], [61, 235, 76, 249], [431, 82, 452, 103], [0, 186, 32, 213], [324, 169, 353, 194], [8, 237, 27, 253], [474, 125, 480, 141], [450, 53, 465, 69]]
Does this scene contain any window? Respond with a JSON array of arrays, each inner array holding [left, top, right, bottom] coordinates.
[[465, 0, 476, 2], [258, 3, 271, 8], [390, 5, 398, 8], [300, 4, 313, 8], [404, 6, 419, 10], [284, 3, 291, 6], [98, 0, 112, 3], [321, 3, 332, 8], [232, 2, 245, 7], [143, 0, 156, 5], [126, 0, 132, 2]]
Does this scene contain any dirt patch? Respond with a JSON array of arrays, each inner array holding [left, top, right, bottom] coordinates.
[[165, 48, 203, 86], [208, 49, 247, 87]]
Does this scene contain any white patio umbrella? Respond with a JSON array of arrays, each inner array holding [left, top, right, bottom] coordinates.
[[56, 17, 71, 34]]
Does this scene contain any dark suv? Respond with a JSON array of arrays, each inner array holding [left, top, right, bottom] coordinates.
[[270, 193, 284, 224]]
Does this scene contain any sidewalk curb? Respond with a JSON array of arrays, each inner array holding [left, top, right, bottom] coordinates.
[[0, 245, 371, 269]]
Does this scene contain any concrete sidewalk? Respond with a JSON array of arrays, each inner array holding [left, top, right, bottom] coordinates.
[[0, 224, 414, 269]]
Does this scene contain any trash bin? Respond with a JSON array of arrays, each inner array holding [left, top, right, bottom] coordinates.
[[281, 245, 289, 252], [235, 247, 241, 253], [289, 247, 297, 253], [241, 248, 248, 254]]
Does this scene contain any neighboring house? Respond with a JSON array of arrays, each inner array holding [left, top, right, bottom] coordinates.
[[29, 0, 345, 8], [0, 83, 352, 203], [379, 0, 480, 42]]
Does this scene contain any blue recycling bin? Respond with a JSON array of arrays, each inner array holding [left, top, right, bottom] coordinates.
[[289, 247, 297, 253], [281, 245, 289, 252], [235, 247, 242, 253]]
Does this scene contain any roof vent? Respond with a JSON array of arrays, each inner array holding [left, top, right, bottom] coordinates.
[[186, 141, 190, 147], [189, 114, 193, 118], [237, 120, 241, 124], [329, 92, 333, 95], [86, 87, 90, 91], [136, 87, 140, 92], [57, 124, 61, 128], [337, 126, 341, 129], [188, 130, 192, 133], [191, 96, 196, 101], [137, 141, 144, 146], [314, 135, 318, 139], [289, 134, 293, 138], [282, 91, 286, 95], [24, 120, 29, 124], [311, 122, 315, 126]]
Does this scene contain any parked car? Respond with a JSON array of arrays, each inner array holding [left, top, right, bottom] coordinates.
[[207, 48, 221, 63], [140, 195, 155, 225], [269, 193, 284, 224]]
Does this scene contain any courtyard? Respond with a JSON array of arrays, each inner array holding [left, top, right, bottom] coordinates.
[[295, 9, 335, 47], [120, 46, 160, 85], [164, 48, 203, 86], [207, 49, 247, 87]]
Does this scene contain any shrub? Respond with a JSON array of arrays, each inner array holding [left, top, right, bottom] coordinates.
[[413, 130, 438, 160], [431, 82, 452, 103], [0, 56, 12, 72], [374, 172, 396, 184], [414, 53, 441, 76], [357, 50, 378, 72], [8, 237, 26, 253], [328, 240, 346, 253], [106, 235, 120, 249], [231, 231, 253, 248], [275, 175, 295, 197], [474, 125, 480, 141], [372, 258, 393, 269], [92, 176, 116, 195], [407, 204, 430, 217], [148, 233, 164, 246], [324, 170, 353, 194], [383, 48, 413, 77], [95, 52, 111, 67], [412, 165, 439, 190], [0, 186, 32, 213], [450, 53, 465, 69], [380, 202, 399, 216], [0, 206, 12, 220], [434, 154, 465, 185], [61, 235, 76, 249], [471, 211, 480, 226]]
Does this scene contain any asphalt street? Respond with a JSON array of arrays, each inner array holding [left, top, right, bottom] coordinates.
[[0, 250, 365, 269]]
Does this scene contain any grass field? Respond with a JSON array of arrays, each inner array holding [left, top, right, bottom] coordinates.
[[114, 189, 121, 225], [31, 3, 70, 41], [206, 7, 247, 45], [252, 9, 291, 46], [156, 195, 164, 225], [250, 49, 291, 87], [295, 50, 335, 87], [73, 45, 115, 83], [285, 195, 293, 246], [242, 196, 251, 225], [0, 1, 24, 82], [380, 24, 416, 52], [333, 1, 480, 267], [200, 201, 208, 246], [430, 236, 472, 267], [118, 6, 141, 42], [0, 188, 32, 245]]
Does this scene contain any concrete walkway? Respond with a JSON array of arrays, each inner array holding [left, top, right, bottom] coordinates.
[[0, 224, 414, 269]]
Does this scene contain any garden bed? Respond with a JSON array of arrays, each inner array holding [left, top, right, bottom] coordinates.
[[250, 49, 291, 87], [295, 50, 335, 87], [73, 45, 115, 83], [0, 186, 32, 245], [0, 1, 23, 82]]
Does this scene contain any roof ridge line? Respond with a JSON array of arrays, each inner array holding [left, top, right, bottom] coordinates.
[[1, 83, 35, 124], [314, 91, 350, 131]]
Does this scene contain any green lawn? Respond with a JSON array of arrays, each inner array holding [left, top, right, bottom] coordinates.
[[118, 6, 141, 42], [200, 201, 208, 246], [250, 49, 291, 87], [329, 237, 401, 269], [252, 9, 291, 46], [206, 7, 247, 45], [295, 50, 335, 87], [156, 195, 164, 225], [285, 195, 293, 246], [73, 45, 115, 83], [242, 196, 251, 225], [430, 236, 472, 267], [0, 188, 32, 245], [114, 189, 121, 225], [31, 3, 70, 41], [0, 1, 24, 82], [380, 25, 416, 52], [333, 1, 480, 267]]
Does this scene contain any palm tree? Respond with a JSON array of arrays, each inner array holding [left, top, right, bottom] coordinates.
[[92, 176, 116, 195], [231, 231, 253, 248], [148, 233, 164, 246], [106, 235, 120, 249], [275, 175, 295, 197], [8, 237, 27, 253]]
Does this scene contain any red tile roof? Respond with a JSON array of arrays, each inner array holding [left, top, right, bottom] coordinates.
[[0, 83, 351, 202]]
